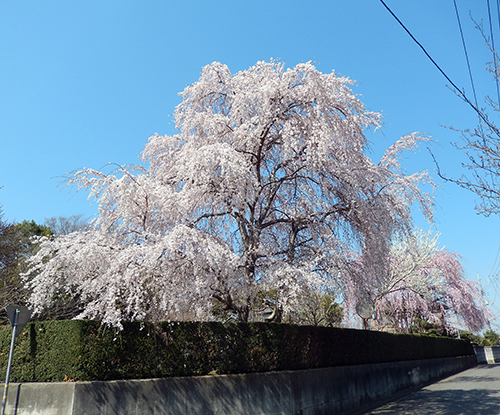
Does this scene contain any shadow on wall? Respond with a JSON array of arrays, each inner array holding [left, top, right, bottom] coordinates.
[[72, 373, 292, 415], [4, 356, 478, 415]]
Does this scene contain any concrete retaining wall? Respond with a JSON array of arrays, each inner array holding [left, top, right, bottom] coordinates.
[[4, 355, 476, 415], [474, 346, 500, 364]]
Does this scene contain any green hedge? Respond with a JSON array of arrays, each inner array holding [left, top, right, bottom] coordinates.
[[0, 320, 474, 382]]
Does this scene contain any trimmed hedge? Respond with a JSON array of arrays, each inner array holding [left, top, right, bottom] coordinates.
[[0, 320, 474, 382]]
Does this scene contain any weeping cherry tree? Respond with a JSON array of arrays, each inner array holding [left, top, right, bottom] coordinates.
[[343, 229, 487, 333], [24, 60, 434, 327]]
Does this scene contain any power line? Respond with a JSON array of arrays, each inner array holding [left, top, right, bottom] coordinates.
[[497, 0, 500, 34], [488, 245, 500, 277], [477, 273, 492, 330], [453, 0, 480, 111], [453, 0, 480, 124], [379, 0, 500, 137], [487, 0, 500, 104]]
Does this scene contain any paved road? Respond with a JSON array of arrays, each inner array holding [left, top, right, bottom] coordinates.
[[362, 364, 500, 415]]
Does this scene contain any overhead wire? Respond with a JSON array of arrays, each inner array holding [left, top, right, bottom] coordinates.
[[487, 0, 500, 311], [488, 245, 500, 277], [497, 0, 500, 33], [380, 0, 500, 322], [453, 0, 480, 113], [379, 0, 500, 138], [484, 0, 500, 318], [487, 0, 500, 104]]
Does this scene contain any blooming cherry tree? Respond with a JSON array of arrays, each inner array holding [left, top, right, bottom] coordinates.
[[24, 60, 434, 328], [344, 230, 487, 333]]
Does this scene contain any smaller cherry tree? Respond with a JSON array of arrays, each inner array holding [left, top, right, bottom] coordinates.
[[343, 230, 488, 333]]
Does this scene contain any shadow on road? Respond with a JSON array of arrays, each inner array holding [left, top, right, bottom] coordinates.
[[363, 365, 500, 414], [368, 388, 500, 414]]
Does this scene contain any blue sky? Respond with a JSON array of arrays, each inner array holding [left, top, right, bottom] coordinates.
[[2, 0, 500, 330]]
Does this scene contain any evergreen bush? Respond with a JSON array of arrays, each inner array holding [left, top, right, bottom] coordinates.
[[0, 320, 474, 382]]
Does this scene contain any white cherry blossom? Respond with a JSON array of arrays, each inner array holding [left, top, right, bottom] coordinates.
[[24, 60, 434, 328]]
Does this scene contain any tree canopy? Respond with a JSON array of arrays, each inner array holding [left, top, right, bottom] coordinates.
[[25, 60, 435, 328], [343, 230, 487, 333], [44, 214, 89, 235], [0, 212, 53, 323]]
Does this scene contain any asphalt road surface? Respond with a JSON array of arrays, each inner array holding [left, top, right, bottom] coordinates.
[[362, 364, 500, 415]]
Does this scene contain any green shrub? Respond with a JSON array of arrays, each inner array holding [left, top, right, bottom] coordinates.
[[0, 320, 474, 382]]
